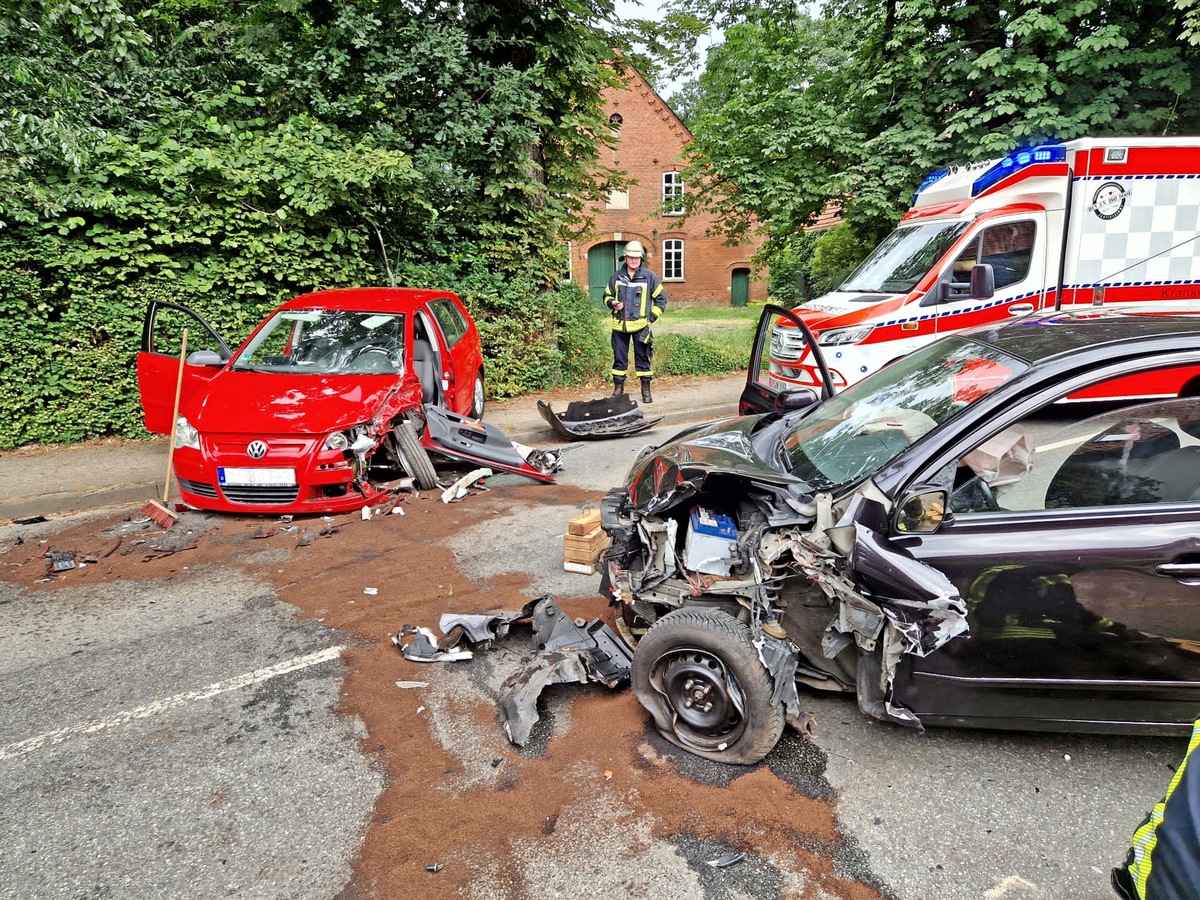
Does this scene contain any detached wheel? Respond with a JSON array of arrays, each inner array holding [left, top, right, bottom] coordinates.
[[632, 608, 784, 765], [470, 371, 485, 419], [392, 420, 439, 490]]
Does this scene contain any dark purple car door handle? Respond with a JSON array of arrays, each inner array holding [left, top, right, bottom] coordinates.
[[1155, 562, 1200, 581]]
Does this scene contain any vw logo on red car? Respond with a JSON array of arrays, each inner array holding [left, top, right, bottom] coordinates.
[[246, 441, 268, 459]]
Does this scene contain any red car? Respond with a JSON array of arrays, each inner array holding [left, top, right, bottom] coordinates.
[[137, 287, 496, 515]]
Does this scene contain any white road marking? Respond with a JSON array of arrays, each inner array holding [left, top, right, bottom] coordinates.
[[1, 645, 344, 761]]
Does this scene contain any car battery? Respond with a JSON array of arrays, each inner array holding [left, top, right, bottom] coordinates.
[[683, 507, 738, 576]]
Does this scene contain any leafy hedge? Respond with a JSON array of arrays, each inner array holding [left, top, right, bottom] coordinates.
[[0, 0, 626, 450], [0, 244, 610, 450]]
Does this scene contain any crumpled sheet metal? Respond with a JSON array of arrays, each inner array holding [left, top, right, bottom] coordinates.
[[758, 509, 969, 729], [392, 596, 632, 746]]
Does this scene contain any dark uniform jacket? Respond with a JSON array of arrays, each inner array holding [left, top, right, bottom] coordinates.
[[604, 266, 666, 333]]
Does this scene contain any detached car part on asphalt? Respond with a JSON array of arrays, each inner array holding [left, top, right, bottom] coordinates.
[[536, 394, 663, 441], [137, 289, 555, 515], [392, 596, 632, 747], [601, 304, 1200, 764]]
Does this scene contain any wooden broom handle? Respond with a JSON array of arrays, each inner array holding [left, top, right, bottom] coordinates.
[[163, 329, 189, 504]]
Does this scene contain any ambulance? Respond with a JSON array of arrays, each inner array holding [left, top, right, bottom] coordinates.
[[776, 137, 1200, 399]]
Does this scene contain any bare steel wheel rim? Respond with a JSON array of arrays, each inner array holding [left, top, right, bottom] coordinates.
[[649, 647, 748, 752]]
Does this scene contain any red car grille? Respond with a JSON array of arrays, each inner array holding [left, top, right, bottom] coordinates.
[[178, 478, 219, 499], [179, 478, 299, 505], [219, 485, 301, 505]]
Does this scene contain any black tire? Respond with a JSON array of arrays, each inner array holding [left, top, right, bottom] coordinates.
[[393, 420, 439, 490], [470, 371, 486, 419], [632, 607, 784, 765]]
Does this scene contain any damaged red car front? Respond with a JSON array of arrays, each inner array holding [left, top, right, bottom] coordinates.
[[136, 288, 484, 514]]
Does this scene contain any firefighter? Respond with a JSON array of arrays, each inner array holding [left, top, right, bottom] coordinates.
[[603, 240, 666, 404], [1112, 714, 1200, 900]]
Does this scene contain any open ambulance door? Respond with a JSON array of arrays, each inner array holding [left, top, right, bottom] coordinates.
[[137, 301, 233, 434], [739, 304, 835, 415]]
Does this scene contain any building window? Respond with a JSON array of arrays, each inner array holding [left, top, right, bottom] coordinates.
[[608, 113, 623, 133], [663, 240, 684, 280], [662, 172, 684, 215]]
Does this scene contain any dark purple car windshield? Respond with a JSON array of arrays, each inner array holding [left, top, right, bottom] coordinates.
[[782, 337, 1028, 489]]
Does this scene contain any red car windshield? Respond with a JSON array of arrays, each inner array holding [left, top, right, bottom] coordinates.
[[232, 309, 406, 375]]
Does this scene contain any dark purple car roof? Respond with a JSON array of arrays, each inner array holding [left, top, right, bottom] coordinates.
[[961, 306, 1200, 363]]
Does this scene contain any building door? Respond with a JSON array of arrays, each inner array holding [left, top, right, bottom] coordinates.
[[731, 268, 750, 307], [587, 242, 620, 309]]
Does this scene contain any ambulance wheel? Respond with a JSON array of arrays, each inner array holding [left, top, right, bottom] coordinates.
[[393, 420, 439, 490], [632, 607, 784, 765]]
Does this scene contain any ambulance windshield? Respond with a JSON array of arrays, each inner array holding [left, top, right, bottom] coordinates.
[[839, 221, 969, 295]]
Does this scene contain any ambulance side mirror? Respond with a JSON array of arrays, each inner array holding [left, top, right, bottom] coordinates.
[[970, 263, 995, 300]]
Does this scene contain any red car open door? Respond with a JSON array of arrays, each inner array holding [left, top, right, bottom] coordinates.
[[136, 301, 233, 433]]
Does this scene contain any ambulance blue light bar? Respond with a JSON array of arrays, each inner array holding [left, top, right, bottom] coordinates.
[[911, 168, 949, 205], [971, 145, 1066, 196]]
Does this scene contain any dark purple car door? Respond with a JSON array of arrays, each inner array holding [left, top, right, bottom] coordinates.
[[889, 401, 1200, 734]]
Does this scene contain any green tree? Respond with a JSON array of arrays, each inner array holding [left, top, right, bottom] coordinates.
[[653, 0, 1200, 291]]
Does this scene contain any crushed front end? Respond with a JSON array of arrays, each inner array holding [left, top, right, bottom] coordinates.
[[598, 419, 968, 763]]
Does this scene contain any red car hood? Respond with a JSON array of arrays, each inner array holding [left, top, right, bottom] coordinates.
[[187, 370, 411, 435]]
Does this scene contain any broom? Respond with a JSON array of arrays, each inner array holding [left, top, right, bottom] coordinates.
[[142, 328, 189, 528]]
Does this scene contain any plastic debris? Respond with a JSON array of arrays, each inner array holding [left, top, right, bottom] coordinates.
[[707, 852, 746, 869], [48, 550, 77, 572], [441, 468, 493, 504], [392, 625, 475, 662], [395, 681, 429, 689], [364, 587, 378, 596], [425, 864, 443, 874]]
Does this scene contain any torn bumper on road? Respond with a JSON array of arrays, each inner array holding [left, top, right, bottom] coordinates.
[[392, 596, 632, 747], [536, 395, 662, 441]]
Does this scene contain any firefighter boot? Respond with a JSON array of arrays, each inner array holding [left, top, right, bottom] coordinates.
[[611, 377, 625, 397], [640, 378, 653, 404]]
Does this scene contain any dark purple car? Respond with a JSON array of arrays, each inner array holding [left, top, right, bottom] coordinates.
[[600, 304, 1200, 764]]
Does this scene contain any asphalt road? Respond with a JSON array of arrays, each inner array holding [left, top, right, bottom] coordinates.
[[0, 423, 1187, 900]]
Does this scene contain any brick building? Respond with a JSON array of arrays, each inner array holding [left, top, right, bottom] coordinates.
[[570, 65, 768, 308]]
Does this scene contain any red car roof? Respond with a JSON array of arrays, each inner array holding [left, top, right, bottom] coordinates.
[[279, 287, 457, 313]]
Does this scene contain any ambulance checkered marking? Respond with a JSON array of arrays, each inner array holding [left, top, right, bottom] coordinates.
[[1074, 175, 1200, 287]]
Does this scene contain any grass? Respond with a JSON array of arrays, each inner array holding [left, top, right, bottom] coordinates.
[[649, 304, 763, 376], [569, 302, 766, 388]]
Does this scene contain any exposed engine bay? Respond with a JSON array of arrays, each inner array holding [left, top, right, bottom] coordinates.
[[597, 421, 968, 764]]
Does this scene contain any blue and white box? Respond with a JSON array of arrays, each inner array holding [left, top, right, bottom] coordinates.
[[683, 507, 739, 576]]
